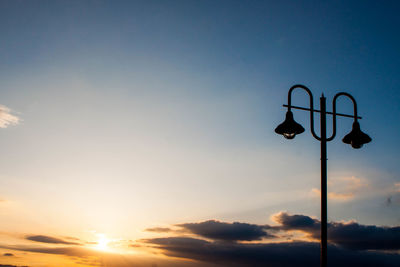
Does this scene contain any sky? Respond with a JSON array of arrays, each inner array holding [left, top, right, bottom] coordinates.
[[0, 0, 399, 266]]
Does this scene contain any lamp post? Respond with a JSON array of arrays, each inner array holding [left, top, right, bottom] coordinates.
[[274, 84, 371, 267]]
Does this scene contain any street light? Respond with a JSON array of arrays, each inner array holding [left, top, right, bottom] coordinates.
[[274, 84, 371, 267]]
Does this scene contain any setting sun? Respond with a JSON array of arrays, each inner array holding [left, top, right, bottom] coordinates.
[[95, 234, 110, 251]]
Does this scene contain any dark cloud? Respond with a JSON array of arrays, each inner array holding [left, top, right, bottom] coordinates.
[[142, 212, 400, 266], [177, 220, 273, 241], [145, 213, 400, 251], [2, 253, 14, 256], [145, 227, 172, 233], [274, 212, 319, 230], [0, 265, 28, 267], [274, 212, 400, 250], [25, 235, 80, 245], [328, 221, 400, 250], [143, 237, 400, 267]]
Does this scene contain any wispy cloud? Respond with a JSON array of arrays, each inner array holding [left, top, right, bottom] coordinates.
[[0, 243, 198, 267], [311, 188, 354, 201], [394, 183, 400, 193], [0, 245, 99, 257], [25, 235, 80, 245], [145, 227, 172, 233], [0, 105, 19, 128], [310, 176, 367, 201], [2, 253, 14, 257]]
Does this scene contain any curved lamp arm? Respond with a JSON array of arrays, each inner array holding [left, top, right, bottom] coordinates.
[[327, 92, 358, 141], [288, 84, 321, 140]]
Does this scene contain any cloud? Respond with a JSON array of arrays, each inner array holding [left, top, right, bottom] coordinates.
[[25, 235, 80, 245], [2, 215, 400, 267], [311, 188, 355, 201], [311, 176, 367, 201], [0, 105, 19, 128], [0, 243, 108, 267], [273, 212, 318, 230], [0, 244, 101, 258], [0, 244, 204, 267], [141, 212, 400, 266], [142, 237, 318, 266], [142, 237, 400, 267], [395, 183, 400, 193], [329, 191, 355, 201], [145, 227, 172, 233], [327, 221, 400, 250], [147, 213, 400, 251], [2, 253, 14, 257], [273, 212, 400, 250], [177, 220, 273, 241]]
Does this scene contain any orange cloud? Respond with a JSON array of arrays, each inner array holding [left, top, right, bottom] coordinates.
[[311, 188, 354, 201], [310, 176, 367, 202], [394, 183, 400, 193]]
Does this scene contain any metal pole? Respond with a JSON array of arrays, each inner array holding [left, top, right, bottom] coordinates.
[[320, 95, 327, 267]]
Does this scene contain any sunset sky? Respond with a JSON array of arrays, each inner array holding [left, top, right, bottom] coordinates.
[[0, 1, 400, 266]]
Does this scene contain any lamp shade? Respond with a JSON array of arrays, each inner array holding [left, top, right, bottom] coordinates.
[[275, 111, 305, 139], [342, 121, 372, 149]]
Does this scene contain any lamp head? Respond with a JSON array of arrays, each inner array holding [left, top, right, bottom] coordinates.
[[275, 110, 305, 139], [342, 121, 372, 149]]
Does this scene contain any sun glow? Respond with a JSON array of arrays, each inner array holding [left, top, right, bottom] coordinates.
[[95, 234, 110, 251]]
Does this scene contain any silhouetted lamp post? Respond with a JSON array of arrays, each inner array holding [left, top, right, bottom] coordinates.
[[275, 84, 371, 267]]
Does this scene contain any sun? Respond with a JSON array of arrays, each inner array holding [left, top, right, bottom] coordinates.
[[95, 234, 110, 251]]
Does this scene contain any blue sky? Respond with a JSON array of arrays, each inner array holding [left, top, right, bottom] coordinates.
[[0, 1, 399, 266]]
